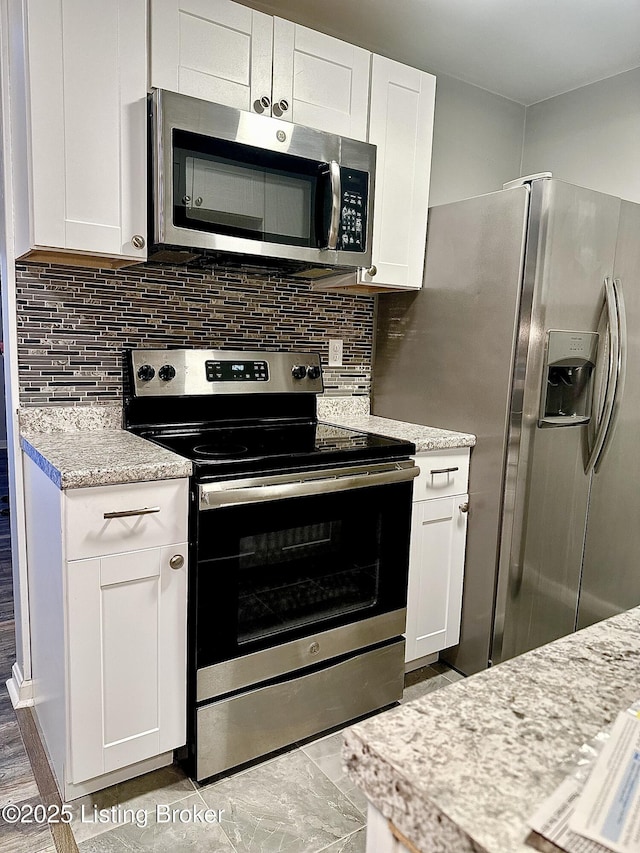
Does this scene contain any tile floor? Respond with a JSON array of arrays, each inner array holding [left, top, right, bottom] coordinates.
[[0, 447, 464, 852]]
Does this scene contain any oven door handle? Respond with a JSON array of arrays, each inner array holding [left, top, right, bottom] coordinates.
[[199, 462, 419, 509]]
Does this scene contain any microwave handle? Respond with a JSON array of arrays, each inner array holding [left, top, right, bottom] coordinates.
[[326, 160, 341, 250]]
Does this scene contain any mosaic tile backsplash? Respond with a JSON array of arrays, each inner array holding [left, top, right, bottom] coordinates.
[[16, 262, 374, 406]]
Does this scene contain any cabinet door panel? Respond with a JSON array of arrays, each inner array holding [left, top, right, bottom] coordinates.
[[361, 56, 435, 289], [405, 495, 467, 662], [67, 544, 187, 783], [272, 19, 370, 139], [27, 0, 147, 259], [101, 551, 161, 758], [151, 0, 273, 111]]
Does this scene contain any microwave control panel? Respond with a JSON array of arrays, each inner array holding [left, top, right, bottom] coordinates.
[[339, 169, 368, 252]]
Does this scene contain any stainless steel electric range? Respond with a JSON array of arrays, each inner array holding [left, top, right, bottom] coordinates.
[[124, 348, 418, 781]]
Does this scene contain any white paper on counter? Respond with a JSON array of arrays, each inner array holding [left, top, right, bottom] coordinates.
[[530, 775, 612, 853], [568, 712, 640, 853]]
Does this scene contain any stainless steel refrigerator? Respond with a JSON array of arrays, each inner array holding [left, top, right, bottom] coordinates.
[[373, 176, 640, 675]]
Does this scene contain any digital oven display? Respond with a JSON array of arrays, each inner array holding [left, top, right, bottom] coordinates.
[[205, 360, 269, 382]]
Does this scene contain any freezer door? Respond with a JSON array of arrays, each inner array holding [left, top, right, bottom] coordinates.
[[374, 186, 530, 675], [578, 199, 640, 629], [493, 180, 621, 664]]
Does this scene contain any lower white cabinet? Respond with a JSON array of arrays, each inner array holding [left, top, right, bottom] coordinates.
[[405, 448, 470, 665], [66, 544, 187, 785], [23, 456, 189, 800]]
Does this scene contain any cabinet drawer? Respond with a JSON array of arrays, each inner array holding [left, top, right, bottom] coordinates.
[[412, 448, 470, 501], [64, 478, 189, 561]]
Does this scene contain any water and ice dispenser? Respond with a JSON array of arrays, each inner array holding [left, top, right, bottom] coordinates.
[[538, 331, 599, 427]]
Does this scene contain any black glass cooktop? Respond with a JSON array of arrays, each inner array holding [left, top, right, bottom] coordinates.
[[138, 421, 415, 478]]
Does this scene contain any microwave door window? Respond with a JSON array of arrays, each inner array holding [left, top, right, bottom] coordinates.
[[186, 156, 265, 233], [263, 174, 310, 241], [172, 130, 320, 248]]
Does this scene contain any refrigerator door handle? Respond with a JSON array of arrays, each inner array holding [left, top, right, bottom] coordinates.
[[585, 277, 623, 474], [594, 278, 626, 472]]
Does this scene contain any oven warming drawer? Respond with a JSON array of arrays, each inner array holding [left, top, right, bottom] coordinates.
[[195, 638, 404, 781], [197, 609, 406, 702]]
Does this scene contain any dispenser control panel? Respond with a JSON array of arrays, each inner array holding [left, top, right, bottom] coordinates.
[[539, 330, 599, 427]]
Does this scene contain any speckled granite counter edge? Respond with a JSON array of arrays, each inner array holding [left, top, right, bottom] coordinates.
[[343, 608, 640, 853], [20, 433, 192, 490], [19, 403, 123, 433], [320, 412, 476, 452]]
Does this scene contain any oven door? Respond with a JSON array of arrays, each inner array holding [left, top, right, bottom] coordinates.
[[194, 461, 417, 684]]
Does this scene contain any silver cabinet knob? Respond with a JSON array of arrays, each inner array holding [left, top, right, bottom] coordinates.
[[366, 265, 377, 277], [459, 502, 469, 513], [272, 98, 289, 117], [253, 95, 271, 114], [169, 554, 185, 570], [131, 234, 145, 249]]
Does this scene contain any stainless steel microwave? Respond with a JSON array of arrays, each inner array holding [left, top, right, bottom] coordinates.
[[148, 89, 376, 277]]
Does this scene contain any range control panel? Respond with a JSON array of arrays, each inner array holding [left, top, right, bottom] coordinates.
[[205, 360, 269, 383], [128, 349, 323, 396]]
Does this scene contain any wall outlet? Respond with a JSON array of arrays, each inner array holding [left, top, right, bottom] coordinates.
[[328, 339, 343, 367]]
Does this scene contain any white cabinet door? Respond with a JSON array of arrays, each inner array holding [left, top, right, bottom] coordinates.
[[150, 0, 273, 111], [405, 495, 468, 662], [66, 544, 187, 784], [25, 0, 147, 260], [360, 56, 435, 290], [272, 19, 370, 140], [150, 4, 371, 138]]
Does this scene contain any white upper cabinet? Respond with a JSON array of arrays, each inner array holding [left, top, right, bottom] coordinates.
[[150, 0, 273, 111], [18, 0, 148, 265], [360, 55, 436, 290], [149, 1, 371, 140], [271, 19, 370, 140]]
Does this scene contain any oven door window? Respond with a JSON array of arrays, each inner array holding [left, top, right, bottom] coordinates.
[[172, 129, 326, 248], [195, 481, 411, 668]]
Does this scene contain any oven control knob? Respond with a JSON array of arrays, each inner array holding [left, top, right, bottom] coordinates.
[[306, 365, 321, 380], [158, 364, 176, 382], [137, 364, 155, 382], [291, 365, 307, 380]]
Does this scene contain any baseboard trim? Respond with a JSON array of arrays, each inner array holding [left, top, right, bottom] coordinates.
[[64, 752, 174, 801], [14, 705, 79, 853], [7, 660, 34, 707]]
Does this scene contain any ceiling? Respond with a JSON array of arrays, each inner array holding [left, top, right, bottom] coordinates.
[[243, 0, 640, 105]]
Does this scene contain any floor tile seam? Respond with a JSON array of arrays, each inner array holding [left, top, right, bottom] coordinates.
[[300, 753, 367, 826], [314, 826, 364, 852], [212, 810, 240, 853], [70, 790, 208, 851], [196, 745, 306, 793]]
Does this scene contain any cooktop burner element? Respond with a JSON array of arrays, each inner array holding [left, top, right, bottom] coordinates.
[[192, 443, 248, 459]]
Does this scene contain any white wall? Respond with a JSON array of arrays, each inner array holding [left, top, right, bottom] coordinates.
[[522, 68, 640, 203], [429, 74, 526, 207]]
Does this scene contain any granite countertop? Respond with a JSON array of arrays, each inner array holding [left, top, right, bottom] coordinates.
[[320, 412, 476, 452], [344, 607, 640, 853], [21, 430, 192, 489], [17, 398, 475, 489]]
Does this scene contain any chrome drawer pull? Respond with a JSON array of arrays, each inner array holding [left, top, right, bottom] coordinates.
[[429, 466, 459, 475], [103, 506, 161, 519]]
